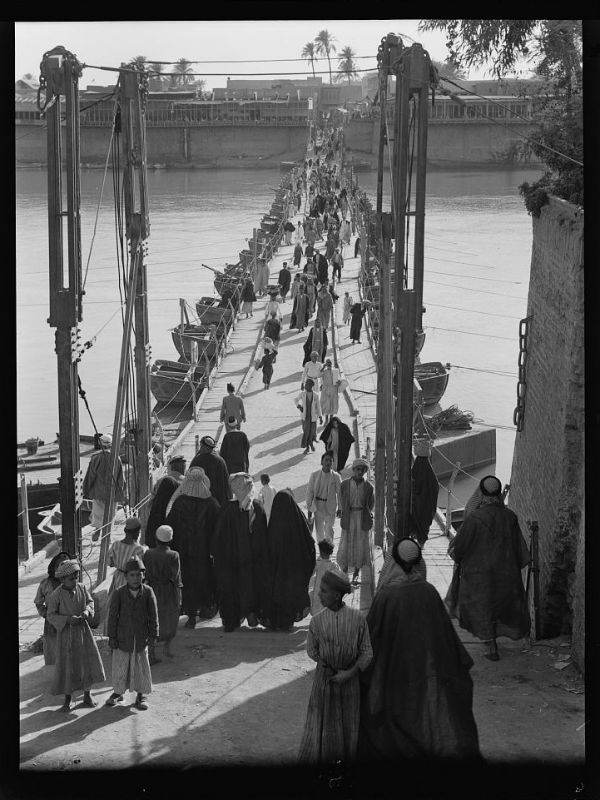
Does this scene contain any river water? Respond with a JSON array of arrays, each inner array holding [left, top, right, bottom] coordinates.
[[17, 166, 543, 485]]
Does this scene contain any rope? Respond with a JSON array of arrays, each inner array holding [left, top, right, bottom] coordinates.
[[82, 62, 379, 78], [425, 325, 514, 342], [83, 99, 117, 290]]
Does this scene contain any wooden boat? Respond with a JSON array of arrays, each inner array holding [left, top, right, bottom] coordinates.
[[150, 359, 207, 406], [17, 435, 98, 473], [195, 296, 234, 330], [170, 324, 220, 362], [261, 219, 280, 234], [280, 160, 298, 171], [214, 263, 248, 296], [414, 362, 450, 407]]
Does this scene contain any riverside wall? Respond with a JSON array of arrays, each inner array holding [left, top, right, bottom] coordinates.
[[17, 118, 541, 168], [507, 196, 584, 672]]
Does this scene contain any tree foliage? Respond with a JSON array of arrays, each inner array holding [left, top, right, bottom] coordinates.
[[171, 58, 193, 86], [315, 29, 337, 84], [336, 46, 359, 85], [430, 59, 466, 81], [419, 19, 583, 207], [301, 42, 317, 78]]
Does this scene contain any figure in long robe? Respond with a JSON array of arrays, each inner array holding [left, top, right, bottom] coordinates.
[[263, 490, 316, 631], [144, 474, 179, 548], [219, 427, 250, 473], [319, 416, 354, 472], [143, 525, 182, 661], [446, 475, 530, 661], [411, 454, 439, 545], [349, 302, 366, 343], [302, 320, 328, 365], [213, 473, 270, 632], [166, 467, 221, 626], [290, 287, 309, 332], [337, 459, 374, 583], [299, 570, 372, 765], [188, 435, 232, 506], [358, 539, 481, 762], [33, 550, 70, 665], [47, 560, 106, 711]]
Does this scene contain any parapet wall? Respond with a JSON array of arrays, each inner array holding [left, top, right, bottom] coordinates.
[[507, 196, 584, 670]]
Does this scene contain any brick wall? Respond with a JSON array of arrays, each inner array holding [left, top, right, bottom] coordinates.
[[508, 196, 584, 669]]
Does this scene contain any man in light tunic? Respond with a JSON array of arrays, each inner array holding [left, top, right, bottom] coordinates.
[[337, 458, 375, 585], [83, 433, 127, 541], [306, 451, 341, 545], [301, 350, 324, 391], [298, 570, 372, 766]]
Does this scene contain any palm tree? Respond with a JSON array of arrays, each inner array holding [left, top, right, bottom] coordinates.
[[171, 58, 193, 87], [336, 46, 359, 85], [130, 55, 147, 71], [315, 29, 337, 83], [149, 62, 164, 74], [301, 42, 317, 78]]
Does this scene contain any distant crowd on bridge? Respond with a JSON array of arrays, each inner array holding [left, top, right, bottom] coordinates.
[[33, 127, 531, 773]]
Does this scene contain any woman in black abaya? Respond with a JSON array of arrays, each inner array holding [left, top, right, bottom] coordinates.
[[319, 416, 355, 472]]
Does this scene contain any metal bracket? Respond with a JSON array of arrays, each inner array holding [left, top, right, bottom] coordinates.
[[74, 469, 83, 509]]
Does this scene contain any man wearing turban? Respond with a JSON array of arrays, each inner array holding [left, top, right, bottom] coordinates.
[[358, 539, 480, 762], [213, 473, 270, 633], [445, 475, 530, 661], [337, 458, 375, 584]]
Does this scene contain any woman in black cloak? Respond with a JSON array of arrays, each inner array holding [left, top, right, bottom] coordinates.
[[349, 302, 367, 343], [319, 416, 355, 472], [302, 320, 328, 365], [411, 455, 438, 545], [144, 475, 180, 548], [262, 490, 316, 631]]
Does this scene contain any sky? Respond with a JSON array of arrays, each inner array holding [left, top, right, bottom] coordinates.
[[14, 20, 532, 90]]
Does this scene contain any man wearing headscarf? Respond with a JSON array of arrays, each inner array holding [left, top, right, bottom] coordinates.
[[143, 525, 182, 662], [219, 421, 250, 475], [189, 435, 232, 506], [47, 559, 106, 712], [33, 551, 71, 665], [319, 416, 354, 472], [337, 458, 375, 584], [145, 455, 186, 548], [213, 473, 270, 633], [358, 539, 480, 762], [165, 467, 221, 627], [299, 570, 372, 766], [83, 433, 127, 541], [263, 490, 316, 631], [446, 475, 530, 661]]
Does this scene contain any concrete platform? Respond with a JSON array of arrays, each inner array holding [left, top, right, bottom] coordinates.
[[430, 422, 496, 479]]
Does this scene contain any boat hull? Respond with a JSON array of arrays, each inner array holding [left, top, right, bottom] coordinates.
[[414, 362, 450, 406]]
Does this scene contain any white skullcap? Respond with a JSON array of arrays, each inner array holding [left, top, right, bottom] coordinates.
[[156, 525, 173, 543]]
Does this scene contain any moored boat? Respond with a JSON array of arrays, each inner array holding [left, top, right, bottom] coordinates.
[[195, 296, 235, 330], [414, 362, 451, 406], [150, 360, 207, 406], [170, 324, 220, 362]]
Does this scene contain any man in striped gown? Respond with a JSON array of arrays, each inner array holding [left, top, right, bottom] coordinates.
[[298, 570, 372, 766]]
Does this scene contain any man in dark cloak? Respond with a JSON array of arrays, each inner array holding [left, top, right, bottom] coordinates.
[[166, 467, 221, 626], [315, 251, 329, 286], [411, 453, 438, 546], [263, 490, 316, 631], [219, 420, 250, 474], [213, 473, 270, 632], [445, 475, 530, 661], [349, 302, 367, 344], [189, 435, 232, 506], [278, 262, 292, 301], [302, 320, 328, 365], [319, 416, 354, 471], [264, 312, 281, 347], [358, 538, 481, 762], [144, 455, 186, 547]]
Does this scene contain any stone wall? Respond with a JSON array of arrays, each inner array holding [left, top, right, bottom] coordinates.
[[508, 196, 584, 670]]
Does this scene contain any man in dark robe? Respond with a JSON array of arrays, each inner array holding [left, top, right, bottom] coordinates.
[[189, 435, 232, 506], [278, 262, 292, 301], [411, 453, 438, 546], [145, 455, 186, 547], [302, 320, 328, 365], [263, 490, 316, 631], [213, 473, 270, 632], [264, 312, 281, 347], [446, 475, 530, 661], [358, 539, 481, 762], [219, 420, 250, 474], [319, 416, 354, 471], [166, 468, 221, 626], [315, 251, 329, 286]]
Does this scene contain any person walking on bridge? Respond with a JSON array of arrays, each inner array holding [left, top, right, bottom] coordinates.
[[302, 318, 328, 365], [83, 433, 127, 542], [143, 525, 182, 663], [213, 472, 270, 633], [278, 262, 292, 301], [291, 284, 308, 332], [445, 475, 530, 661], [255, 346, 277, 390], [301, 351, 324, 390], [319, 416, 354, 473], [296, 378, 323, 454], [144, 455, 186, 548], [220, 418, 250, 474], [166, 467, 221, 627], [220, 383, 246, 429], [337, 459, 374, 585], [316, 284, 333, 329], [188, 435, 232, 507], [306, 451, 342, 545], [241, 278, 256, 319], [293, 241, 303, 269]]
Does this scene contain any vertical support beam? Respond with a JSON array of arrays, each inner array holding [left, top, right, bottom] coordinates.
[[20, 474, 33, 561], [381, 219, 395, 541], [375, 41, 390, 214], [373, 213, 385, 549], [42, 47, 83, 560], [393, 62, 411, 299], [412, 51, 430, 335], [394, 290, 417, 540]]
